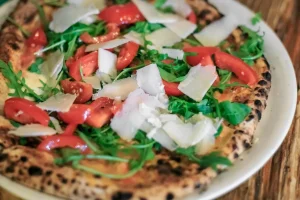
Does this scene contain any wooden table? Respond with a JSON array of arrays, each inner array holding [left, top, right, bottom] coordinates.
[[0, 0, 299, 199]]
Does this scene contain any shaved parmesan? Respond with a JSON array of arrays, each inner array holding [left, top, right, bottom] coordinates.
[[0, 0, 19, 29], [95, 71, 112, 83], [98, 49, 117, 77], [145, 28, 181, 50], [123, 31, 144, 45], [9, 124, 56, 137], [23, 72, 47, 95], [160, 48, 184, 60], [162, 114, 216, 148], [85, 39, 129, 52], [37, 93, 77, 112], [179, 65, 217, 101], [162, 0, 192, 17], [195, 134, 215, 155], [111, 89, 165, 141], [80, 14, 98, 25], [193, 14, 238, 46], [83, 76, 101, 89], [136, 64, 165, 96], [164, 18, 197, 39], [132, 0, 179, 23], [68, 0, 106, 10], [49, 117, 63, 133], [93, 77, 138, 100], [151, 129, 177, 151], [50, 4, 99, 33], [40, 50, 64, 87]]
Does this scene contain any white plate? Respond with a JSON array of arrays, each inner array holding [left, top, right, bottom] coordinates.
[[0, 1, 297, 200]]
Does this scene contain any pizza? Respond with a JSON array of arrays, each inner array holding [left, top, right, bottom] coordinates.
[[0, 0, 271, 199]]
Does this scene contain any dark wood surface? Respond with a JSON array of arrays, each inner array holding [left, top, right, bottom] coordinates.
[[0, 0, 299, 199]]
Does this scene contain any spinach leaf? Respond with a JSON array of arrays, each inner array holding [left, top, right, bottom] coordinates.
[[219, 101, 252, 125]]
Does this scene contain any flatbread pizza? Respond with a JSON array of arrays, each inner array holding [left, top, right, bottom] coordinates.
[[0, 0, 271, 199]]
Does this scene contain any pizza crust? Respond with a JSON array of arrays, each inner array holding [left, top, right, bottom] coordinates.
[[0, 0, 271, 200]]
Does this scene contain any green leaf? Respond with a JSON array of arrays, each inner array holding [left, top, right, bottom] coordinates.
[[10, 120, 22, 128], [113, 0, 130, 4], [28, 57, 44, 74], [219, 101, 252, 125], [154, 0, 167, 8], [125, 22, 164, 34], [251, 12, 262, 25], [44, 0, 66, 7], [64, 37, 78, 60], [214, 125, 223, 137]]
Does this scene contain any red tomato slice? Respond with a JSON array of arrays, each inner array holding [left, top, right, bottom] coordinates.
[[86, 97, 114, 128], [162, 80, 184, 96], [116, 42, 139, 71], [184, 47, 220, 66], [80, 23, 120, 44], [37, 135, 89, 153], [214, 51, 259, 86], [61, 79, 93, 103], [69, 51, 98, 81], [187, 11, 197, 24], [62, 124, 77, 135], [58, 104, 92, 124], [4, 98, 49, 126], [74, 45, 87, 59], [98, 2, 145, 26], [26, 27, 48, 47]]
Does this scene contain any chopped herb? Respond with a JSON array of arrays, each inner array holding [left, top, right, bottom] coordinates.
[[10, 120, 22, 128], [18, 137, 27, 146], [251, 12, 262, 25], [219, 101, 252, 125], [28, 57, 44, 74], [6, 17, 30, 37], [176, 147, 232, 170], [125, 22, 164, 34], [214, 125, 223, 137], [113, 0, 130, 4]]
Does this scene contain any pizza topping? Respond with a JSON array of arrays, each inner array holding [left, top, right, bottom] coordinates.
[[58, 104, 92, 124], [123, 31, 144, 45], [160, 0, 192, 18], [4, 98, 50, 126], [85, 38, 130, 52], [83, 76, 101, 89], [194, 14, 239, 46], [93, 77, 138, 100], [8, 124, 56, 137], [179, 65, 217, 101], [163, 18, 197, 39], [98, 48, 117, 77], [145, 28, 181, 50], [116, 42, 140, 71], [160, 48, 184, 60], [98, 2, 145, 26], [68, 0, 106, 10], [37, 93, 77, 112], [60, 79, 93, 103], [49, 117, 63, 134], [49, 4, 99, 33]]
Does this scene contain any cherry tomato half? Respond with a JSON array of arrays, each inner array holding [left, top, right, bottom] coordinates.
[[80, 23, 120, 44], [162, 80, 184, 96], [98, 2, 145, 26], [4, 98, 49, 126], [58, 104, 92, 124], [184, 47, 220, 66], [61, 79, 93, 103], [214, 51, 258, 86], [69, 51, 98, 81], [61, 124, 77, 135], [26, 27, 48, 47], [187, 11, 197, 24], [37, 135, 89, 153], [116, 42, 139, 71]]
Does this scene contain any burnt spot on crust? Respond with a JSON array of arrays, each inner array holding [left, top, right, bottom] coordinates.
[[243, 140, 252, 149], [258, 80, 268, 86], [171, 166, 183, 176], [20, 156, 28, 162], [24, 12, 36, 24], [234, 153, 239, 159], [0, 153, 8, 162], [194, 183, 201, 189], [166, 193, 174, 200], [262, 72, 272, 82], [198, 9, 211, 19], [8, 42, 20, 50], [254, 100, 262, 107], [112, 191, 133, 200], [94, 174, 101, 179], [5, 165, 15, 173], [139, 197, 147, 200], [57, 173, 68, 184], [28, 166, 43, 176], [255, 109, 262, 121], [45, 170, 52, 176]]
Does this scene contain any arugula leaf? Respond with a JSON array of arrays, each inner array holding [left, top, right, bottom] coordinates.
[[28, 57, 44, 74], [251, 12, 262, 25], [176, 147, 232, 170], [219, 101, 251, 125], [214, 125, 223, 137], [227, 26, 264, 65], [10, 120, 22, 128], [168, 97, 214, 119], [113, 0, 130, 4], [125, 22, 164, 34], [44, 0, 66, 7], [64, 37, 78, 60], [0, 60, 44, 101]]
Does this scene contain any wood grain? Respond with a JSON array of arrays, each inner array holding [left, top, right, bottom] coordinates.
[[220, 0, 300, 199], [0, 0, 299, 200]]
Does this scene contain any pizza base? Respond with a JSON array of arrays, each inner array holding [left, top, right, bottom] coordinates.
[[0, 0, 271, 199]]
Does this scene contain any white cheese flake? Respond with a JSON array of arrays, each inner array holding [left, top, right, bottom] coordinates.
[[123, 31, 144, 46], [37, 93, 77, 112], [23, 72, 47, 95], [193, 14, 238, 46], [93, 77, 138, 100], [145, 28, 182, 50], [162, 0, 192, 17], [83, 76, 101, 89], [160, 48, 184, 60], [98, 48, 117, 78], [179, 65, 217, 101], [49, 117, 63, 134], [164, 18, 197, 39], [49, 4, 99, 33], [85, 39, 129, 52], [9, 124, 57, 137], [68, 0, 106, 10]]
